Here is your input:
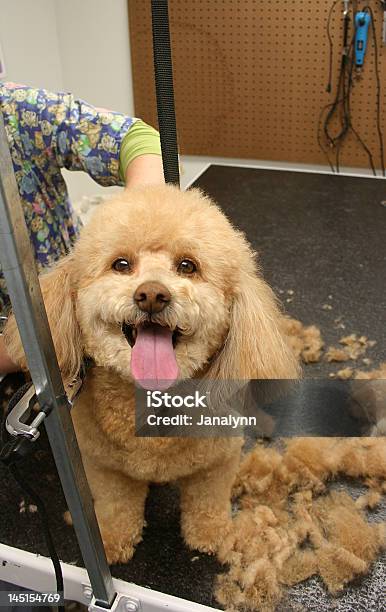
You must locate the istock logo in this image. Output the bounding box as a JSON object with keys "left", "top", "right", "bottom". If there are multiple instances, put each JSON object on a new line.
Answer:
{"left": 146, "top": 390, "right": 208, "bottom": 409}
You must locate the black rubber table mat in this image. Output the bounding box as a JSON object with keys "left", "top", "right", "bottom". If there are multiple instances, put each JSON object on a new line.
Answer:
{"left": 195, "top": 165, "right": 386, "bottom": 376}
{"left": 1, "top": 166, "right": 385, "bottom": 610}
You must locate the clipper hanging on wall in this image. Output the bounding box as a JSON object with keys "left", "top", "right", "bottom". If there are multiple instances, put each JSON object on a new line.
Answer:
{"left": 354, "top": 11, "right": 371, "bottom": 70}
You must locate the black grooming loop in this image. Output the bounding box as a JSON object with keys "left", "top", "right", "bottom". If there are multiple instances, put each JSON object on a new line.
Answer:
{"left": 151, "top": 0, "right": 180, "bottom": 186}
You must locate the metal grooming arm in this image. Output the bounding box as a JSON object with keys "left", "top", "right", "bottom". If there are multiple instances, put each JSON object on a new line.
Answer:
{"left": 0, "top": 113, "right": 116, "bottom": 608}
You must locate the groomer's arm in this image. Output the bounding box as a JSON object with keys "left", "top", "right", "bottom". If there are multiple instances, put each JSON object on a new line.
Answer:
{"left": 119, "top": 120, "right": 164, "bottom": 188}
{"left": 35, "top": 91, "right": 164, "bottom": 190}
{"left": 124, "top": 154, "right": 164, "bottom": 188}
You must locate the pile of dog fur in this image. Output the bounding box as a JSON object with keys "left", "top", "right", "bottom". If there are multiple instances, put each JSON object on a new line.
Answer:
{"left": 213, "top": 318, "right": 385, "bottom": 611}
{"left": 281, "top": 316, "right": 385, "bottom": 380}
{"left": 214, "top": 438, "right": 386, "bottom": 612}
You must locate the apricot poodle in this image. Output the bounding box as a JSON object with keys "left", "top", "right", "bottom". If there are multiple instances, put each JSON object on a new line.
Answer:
{"left": 4, "top": 185, "right": 299, "bottom": 563}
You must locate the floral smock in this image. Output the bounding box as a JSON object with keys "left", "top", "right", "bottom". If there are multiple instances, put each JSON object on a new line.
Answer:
{"left": 0, "top": 82, "right": 135, "bottom": 317}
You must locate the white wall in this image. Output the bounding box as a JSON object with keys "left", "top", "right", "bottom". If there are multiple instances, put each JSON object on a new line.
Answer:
{"left": 53, "top": 0, "right": 134, "bottom": 115}
{"left": 0, "top": 0, "right": 63, "bottom": 91}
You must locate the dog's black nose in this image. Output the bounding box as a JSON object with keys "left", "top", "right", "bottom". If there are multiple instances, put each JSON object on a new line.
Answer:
{"left": 134, "top": 281, "right": 171, "bottom": 314}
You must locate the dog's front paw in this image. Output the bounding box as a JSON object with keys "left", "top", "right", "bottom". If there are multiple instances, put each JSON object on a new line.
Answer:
{"left": 102, "top": 532, "right": 139, "bottom": 565}
{"left": 64, "top": 509, "right": 142, "bottom": 564}
{"left": 96, "top": 511, "right": 144, "bottom": 565}
{"left": 181, "top": 512, "right": 232, "bottom": 554}
{"left": 99, "top": 521, "right": 143, "bottom": 565}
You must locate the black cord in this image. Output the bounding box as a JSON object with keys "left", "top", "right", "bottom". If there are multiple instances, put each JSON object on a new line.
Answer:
{"left": 323, "top": 10, "right": 352, "bottom": 148}
{"left": 1, "top": 386, "right": 65, "bottom": 612}
{"left": 336, "top": 139, "right": 342, "bottom": 173}
{"left": 341, "top": 16, "right": 377, "bottom": 176}
{"left": 363, "top": 5, "right": 385, "bottom": 176}
{"left": 13, "top": 473, "right": 65, "bottom": 612}
{"left": 318, "top": 17, "right": 356, "bottom": 171}
{"left": 317, "top": 101, "right": 338, "bottom": 172}
{"left": 326, "top": 0, "right": 340, "bottom": 92}
{"left": 346, "top": 48, "right": 377, "bottom": 175}
{"left": 9, "top": 464, "right": 65, "bottom": 612}
{"left": 319, "top": 0, "right": 382, "bottom": 175}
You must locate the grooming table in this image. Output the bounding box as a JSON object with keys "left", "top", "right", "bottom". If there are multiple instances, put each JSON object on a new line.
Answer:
{"left": 1, "top": 165, "right": 385, "bottom": 611}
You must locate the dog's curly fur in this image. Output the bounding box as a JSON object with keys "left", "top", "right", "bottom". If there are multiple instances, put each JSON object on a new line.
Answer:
{"left": 4, "top": 185, "right": 299, "bottom": 563}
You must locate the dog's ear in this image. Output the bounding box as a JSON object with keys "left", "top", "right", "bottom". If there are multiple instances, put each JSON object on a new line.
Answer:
{"left": 3, "top": 255, "right": 82, "bottom": 381}
{"left": 207, "top": 271, "right": 300, "bottom": 380}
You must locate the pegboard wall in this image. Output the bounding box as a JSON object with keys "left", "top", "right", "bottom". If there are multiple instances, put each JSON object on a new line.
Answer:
{"left": 128, "top": 0, "right": 386, "bottom": 170}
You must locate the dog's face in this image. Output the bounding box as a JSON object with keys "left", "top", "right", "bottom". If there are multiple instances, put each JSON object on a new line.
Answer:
{"left": 74, "top": 188, "right": 240, "bottom": 386}
{"left": 4, "top": 186, "right": 300, "bottom": 385}
{"left": 73, "top": 186, "right": 253, "bottom": 387}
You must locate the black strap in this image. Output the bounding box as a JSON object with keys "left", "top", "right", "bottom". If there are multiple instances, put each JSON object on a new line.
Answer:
{"left": 151, "top": 0, "right": 180, "bottom": 186}
{"left": 9, "top": 464, "right": 65, "bottom": 612}
{"left": 1, "top": 384, "right": 64, "bottom": 610}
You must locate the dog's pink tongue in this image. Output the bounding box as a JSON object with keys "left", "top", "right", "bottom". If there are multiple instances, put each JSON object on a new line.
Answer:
{"left": 131, "top": 324, "right": 179, "bottom": 390}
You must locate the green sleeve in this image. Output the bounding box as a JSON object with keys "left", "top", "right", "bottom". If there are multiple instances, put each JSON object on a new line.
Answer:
{"left": 119, "top": 120, "right": 162, "bottom": 181}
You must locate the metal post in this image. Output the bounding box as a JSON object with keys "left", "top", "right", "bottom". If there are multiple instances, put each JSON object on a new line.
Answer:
{"left": 0, "top": 113, "right": 115, "bottom": 608}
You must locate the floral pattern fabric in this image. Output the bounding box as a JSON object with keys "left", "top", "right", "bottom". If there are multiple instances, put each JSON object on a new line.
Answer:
{"left": 0, "top": 82, "right": 135, "bottom": 316}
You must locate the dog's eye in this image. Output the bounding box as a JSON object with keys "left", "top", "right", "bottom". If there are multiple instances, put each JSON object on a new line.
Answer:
{"left": 112, "top": 258, "right": 131, "bottom": 273}
{"left": 177, "top": 259, "right": 197, "bottom": 275}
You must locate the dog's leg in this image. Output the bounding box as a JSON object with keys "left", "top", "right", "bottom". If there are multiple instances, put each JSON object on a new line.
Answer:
{"left": 178, "top": 455, "right": 240, "bottom": 554}
{"left": 82, "top": 462, "right": 148, "bottom": 564}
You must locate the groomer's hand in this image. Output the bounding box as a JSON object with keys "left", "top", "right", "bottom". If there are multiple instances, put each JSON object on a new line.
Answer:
{"left": 0, "top": 335, "right": 19, "bottom": 374}
{"left": 124, "top": 154, "right": 165, "bottom": 189}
